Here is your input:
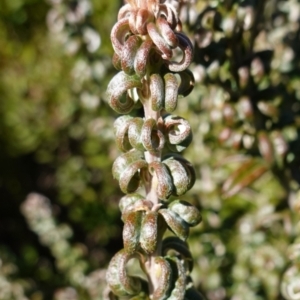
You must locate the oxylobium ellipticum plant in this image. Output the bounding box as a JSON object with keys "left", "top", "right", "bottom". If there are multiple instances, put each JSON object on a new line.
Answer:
{"left": 104, "top": 0, "right": 203, "bottom": 299}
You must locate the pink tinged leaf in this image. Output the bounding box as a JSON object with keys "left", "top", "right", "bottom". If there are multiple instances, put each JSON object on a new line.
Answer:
{"left": 129, "top": 9, "right": 139, "bottom": 34}
{"left": 136, "top": 8, "right": 153, "bottom": 35}
{"left": 134, "top": 38, "right": 153, "bottom": 77}
{"left": 159, "top": 208, "right": 189, "bottom": 241}
{"left": 149, "top": 161, "right": 173, "bottom": 200}
{"left": 167, "top": 32, "right": 193, "bottom": 72}
{"left": 118, "top": 3, "right": 132, "bottom": 20}
{"left": 121, "top": 35, "right": 142, "bottom": 74}
{"left": 222, "top": 158, "right": 268, "bottom": 198}
{"left": 164, "top": 73, "right": 179, "bottom": 113}
{"left": 150, "top": 74, "right": 164, "bottom": 111}
{"left": 156, "top": 17, "right": 178, "bottom": 48}
{"left": 140, "top": 211, "right": 158, "bottom": 254}
{"left": 106, "top": 71, "right": 142, "bottom": 114}
{"left": 141, "top": 118, "right": 165, "bottom": 152}
{"left": 111, "top": 18, "right": 131, "bottom": 56}
{"left": 159, "top": 3, "right": 179, "bottom": 29}
{"left": 147, "top": 21, "right": 172, "bottom": 59}
{"left": 123, "top": 210, "right": 143, "bottom": 254}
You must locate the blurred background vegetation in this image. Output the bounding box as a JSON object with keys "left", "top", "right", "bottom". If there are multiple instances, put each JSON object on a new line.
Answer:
{"left": 1, "top": 0, "right": 300, "bottom": 299}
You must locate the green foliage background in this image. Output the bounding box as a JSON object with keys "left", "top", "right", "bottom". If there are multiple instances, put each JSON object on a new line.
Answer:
{"left": 0, "top": 0, "right": 300, "bottom": 299}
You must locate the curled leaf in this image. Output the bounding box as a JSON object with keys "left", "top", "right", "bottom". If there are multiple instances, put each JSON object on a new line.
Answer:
{"left": 169, "top": 200, "right": 201, "bottom": 227}
{"left": 114, "top": 115, "right": 134, "bottom": 152}
{"left": 119, "top": 159, "right": 148, "bottom": 193}
{"left": 134, "top": 38, "right": 153, "bottom": 77}
{"left": 111, "top": 18, "right": 131, "bottom": 56}
{"left": 122, "top": 35, "right": 142, "bottom": 74}
{"left": 119, "top": 193, "right": 145, "bottom": 215}
{"left": 167, "top": 32, "right": 193, "bottom": 72}
{"left": 107, "top": 71, "right": 142, "bottom": 114}
{"left": 156, "top": 17, "right": 178, "bottom": 48}
{"left": 140, "top": 211, "right": 158, "bottom": 254}
{"left": 112, "top": 149, "right": 144, "bottom": 180}
{"left": 149, "top": 161, "right": 173, "bottom": 199}
{"left": 152, "top": 256, "right": 173, "bottom": 300}
{"left": 147, "top": 21, "right": 172, "bottom": 59}
{"left": 123, "top": 210, "right": 144, "bottom": 254}
{"left": 164, "top": 115, "right": 193, "bottom": 152}
{"left": 162, "top": 236, "right": 193, "bottom": 273}
{"left": 164, "top": 73, "right": 179, "bottom": 113}
{"left": 106, "top": 249, "right": 142, "bottom": 296}
{"left": 141, "top": 118, "right": 165, "bottom": 152}
{"left": 128, "top": 118, "right": 144, "bottom": 150}
{"left": 159, "top": 208, "right": 189, "bottom": 241}
{"left": 114, "top": 116, "right": 144, "bottom": 152}
{"left": 150, "top": 73, "right": 164, "bottom": 111}
{"left": 165, "top": 256, "right": 186, "bottom": 300}
{"left": 177, "top": 69, "right": 195, "bottom": 97}
{"left": 163, "top": 155, "right": 195, "bottom": 196}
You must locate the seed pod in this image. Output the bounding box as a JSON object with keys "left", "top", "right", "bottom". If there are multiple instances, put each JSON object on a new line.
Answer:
{"left": 159, "top": 208, "right": 189, "bottom": 241}
{"left": 140, "top": 211, "right": 158, "bottom": 254}
{"left": 123, "top": 211, "right": 144, "bottom": 254}
{"left": 168, "top": 200, "right": 201, "bottom": 227}
{"left": 106, "top": 249, "right": 142, "bottom": 296}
